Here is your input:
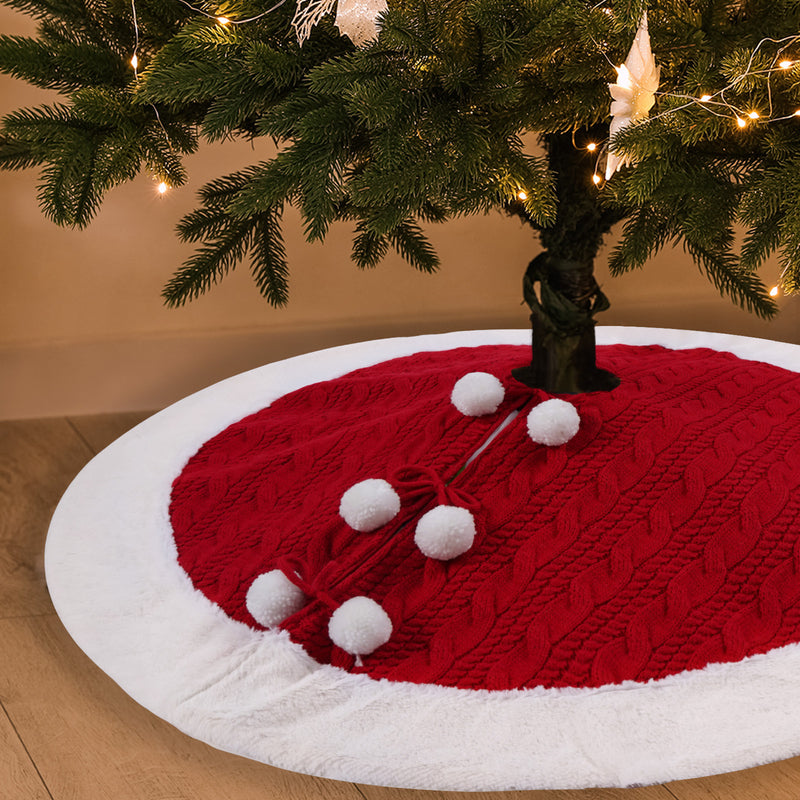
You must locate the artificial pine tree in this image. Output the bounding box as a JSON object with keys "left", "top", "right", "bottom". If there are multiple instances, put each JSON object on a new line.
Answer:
{"left": 1, "top": 0, "right": 798, "bottom": 392}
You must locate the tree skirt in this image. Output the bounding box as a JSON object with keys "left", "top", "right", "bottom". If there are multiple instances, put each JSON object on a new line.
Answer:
{"left": 45, "top": 327, "right": 800, "bottom": 791}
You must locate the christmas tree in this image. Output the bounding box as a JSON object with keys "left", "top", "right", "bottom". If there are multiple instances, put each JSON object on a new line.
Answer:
{"left": 1, "top": 0, "right": 798, "bottom": 392}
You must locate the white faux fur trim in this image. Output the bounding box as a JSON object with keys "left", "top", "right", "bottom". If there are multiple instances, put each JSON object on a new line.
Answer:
{"left": 45, "top": 328, "right": 800, "bottom": 790}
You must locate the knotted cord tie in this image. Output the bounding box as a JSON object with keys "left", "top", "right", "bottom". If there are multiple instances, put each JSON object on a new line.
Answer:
{"left": 391, "top": 464, "right": 482, "bottom": 514}
{"left": 273, "top": 466, "right": 483, "bottom": 629}
{"left": 273, "top": 555, "right": 342, "bottom": 611}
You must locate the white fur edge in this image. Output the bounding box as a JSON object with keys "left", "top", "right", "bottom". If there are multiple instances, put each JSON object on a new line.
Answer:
{"left": 44, "top": 328, "right": 800, "bottom": 791}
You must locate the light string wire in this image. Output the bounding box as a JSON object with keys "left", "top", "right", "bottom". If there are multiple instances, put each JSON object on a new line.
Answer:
{"left": 173, "top": 0, "right": 289, "bottom": 25}
{"left": 130, "top": 0, "right": 140, "bottom": 75}
{"left": 131, "top": 0, "right": 800, "bottom": 144}
{"left": 583, "top": 7, "right": 795, "bottom": 294}
{"left": 129, "top": 0, "right": 799, "bottom": 274}
{"left": 646, "top": 34, "right": 800, "bottom": 126}
{"left": 129, "top": 0, "right": 293, "bottom": 192}
{"left": 129, "top": 0, "right": 290, "bottom": 193}
{"left": 130, "top": 0, "right": 197, "bottom": 193}
{"left": 585, "top": 28, "right": 800, "bottom": 186}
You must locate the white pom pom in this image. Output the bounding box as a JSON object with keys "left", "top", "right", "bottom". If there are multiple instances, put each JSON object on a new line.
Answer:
{"left": 451, "top": 372, "right": 505, "bottom": 416}
{"left": 328, "top": 597, "right": 392, "bottom": 659}
{"left": 414, "top": 505, "right": 476, "bottom": 560}
{"left": 527, "top": 398, "right": 581, "bottom": 446}
{"left": 245, "top": 569, "right": 306, "bottom": 628}
{"left": 339, "top": 478, "right": 401, "bottom": 532}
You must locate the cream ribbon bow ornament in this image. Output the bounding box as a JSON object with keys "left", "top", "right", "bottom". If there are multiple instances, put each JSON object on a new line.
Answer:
{"left": 292, "top": 0, "right": 388, "bottom": 46}
{"left": 605, "top": 12, "right": 660, "bottom": 180}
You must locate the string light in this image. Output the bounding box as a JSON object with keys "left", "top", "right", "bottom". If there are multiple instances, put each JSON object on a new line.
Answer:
{"left": 770, "top": 286, "right": 780, "bottom": 297}
{"left": 586, "top": 31, "right": 800, "bottom": 161}
{"left": 127, "top": 0, "right": 290, "bottom": 80}
{"left": 680, "top": 35, "right": 800, "bottom": 128}
{"left": 173, "top": 0, "right": 289, "bottom": 25}
{"left": 130, "top": 0, "right": 800, "bottom": 192}
{"left": 580, "top": 33, "right": 800, "bottom": 185}
{"left": 130, "top": 0, "right": 140, "bottom": 77}
{"left": 157, "top": 181, "right": 169, "bottom": 195}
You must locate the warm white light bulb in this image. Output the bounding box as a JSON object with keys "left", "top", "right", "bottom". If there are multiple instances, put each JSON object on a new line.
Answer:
{"left": 157, "top": 181, "right": 169, "bottom": 195}
{"left": 517, "top": 190, "right": 528, "bottom": 201}
{"left": 736, "top": 117, "right": 747, "bottom": 128}
{"left": 587, "top": 142, "right": 597, "bottom": 152}
{"left": 748, "top": 110, "right": 760, "bottom": 119}
{"left": 780, "top": 60, "right": 793, "bottom": 70}
{"left": 592, "top": 174, "right": 601, "bottom": 185}
{"left": 770, "top": 285, "right": 780, "bottom": 297}
{"left": 130, "top": 54, "right": 139, "bottom": 70}
{"left": 700, "top": 94, "right": 712, "bottom": 102}
{"left": 216, "top": 16, "right": 230, "bottom": 24}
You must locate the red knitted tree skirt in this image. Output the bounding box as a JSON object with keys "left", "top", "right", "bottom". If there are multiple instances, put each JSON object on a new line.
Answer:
{"left": 170, "top": 344, "right": 800, "bottom": 692}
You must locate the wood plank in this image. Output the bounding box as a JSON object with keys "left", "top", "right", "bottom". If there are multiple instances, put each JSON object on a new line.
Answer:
{"left": 0, "top": 614, "right": 361, "bottom": 800}
{"left": 356, "top": 782, "right": 679, "bottom": 800}
{"left": 67, "top": 410, "right": 154, "bottom": 455}
{"left": 664, "top": 756, "right": 800, "bottom": 800}
{"left": 0, "top": 704, "right": 51, "bottom": 800}
{"left": 0, "top": 418, "right": 93, "bottom": 618}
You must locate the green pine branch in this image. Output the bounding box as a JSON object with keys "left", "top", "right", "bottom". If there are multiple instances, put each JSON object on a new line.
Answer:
{"left": 352, "top": 221, "right": 389, "bottom": 268}
{"left": 250, "top": 208, "right": 290, "bottom": 306}
{"left": 164, "top": 214, "right": 256, "bottom": 305}
{"left": 683, "top": 237, "right": 777, "bottom": 319}
{"left": 2, "top": 0, "right": 800, "bottom": 314}
{"left": 0, "top": 35, "right": 129, "bottom": 91}
{"left": 388, "top": 218, "right": 440, "bottom": 273}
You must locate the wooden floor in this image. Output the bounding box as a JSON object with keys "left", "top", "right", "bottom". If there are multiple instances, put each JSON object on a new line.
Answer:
{"left": 2, "top": 412, "right": 800, "bottom": 800}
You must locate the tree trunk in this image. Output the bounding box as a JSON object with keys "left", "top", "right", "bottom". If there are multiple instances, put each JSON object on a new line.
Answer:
{"left": 511, "top": 252, "right": 620, "bottom": 393}
{"left": 510, "top": 127, "right": 626, "bottom": 394}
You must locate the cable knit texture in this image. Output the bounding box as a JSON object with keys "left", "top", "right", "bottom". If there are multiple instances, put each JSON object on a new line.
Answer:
{"left": 170, "top": 344, "right": 800, "bottom": 691}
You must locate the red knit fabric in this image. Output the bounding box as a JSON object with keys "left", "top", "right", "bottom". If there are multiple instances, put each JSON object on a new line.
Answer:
{"left": 169, "top": 345, "right": 800, "bottom": 690}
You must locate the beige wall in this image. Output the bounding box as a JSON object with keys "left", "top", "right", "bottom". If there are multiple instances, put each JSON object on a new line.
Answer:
{"left": 2, "top": 6, "right": 798, "bottom": 419}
